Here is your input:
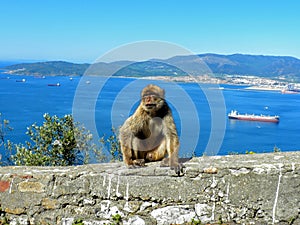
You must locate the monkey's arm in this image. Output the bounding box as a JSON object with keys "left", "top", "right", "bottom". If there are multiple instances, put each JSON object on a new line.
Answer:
{"left": 162, "top": 113, "right": 184, "bottom": 176}
{"left": 119, "top": 118, "right": 146, "bottom": 168}
{"left": 129, "top": 110, "right": 150, "bottom": 138}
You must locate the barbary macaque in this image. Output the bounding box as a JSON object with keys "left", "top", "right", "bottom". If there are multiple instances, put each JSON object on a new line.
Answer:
{"left": 119, "top": 84, "right": 183, "bottom": 175}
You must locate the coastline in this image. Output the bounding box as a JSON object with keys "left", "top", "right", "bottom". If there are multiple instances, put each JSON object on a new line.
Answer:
{"left": 2, "top": 70, "right": 300, "bottom": 94}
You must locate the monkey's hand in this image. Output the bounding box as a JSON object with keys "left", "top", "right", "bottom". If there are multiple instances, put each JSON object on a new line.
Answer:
{"left": 128, "top": 159, "right": 146, "bottom": 168}
{"left": 160, "top": 158, "right": 185, "bottom": 176}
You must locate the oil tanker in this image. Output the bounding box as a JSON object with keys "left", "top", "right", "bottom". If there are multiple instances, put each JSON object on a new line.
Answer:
{"left": 228, "top": 110, "right": 279, "bottom": 123}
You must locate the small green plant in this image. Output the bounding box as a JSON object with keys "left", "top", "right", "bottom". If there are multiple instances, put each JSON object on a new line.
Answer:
{"left": 72, "top": 218, "right": 84, "bottom": 225}
{"left": 288, "top": 216, "right": 296, "bottom": 225}
{"left": 0, "top": 217, "right": 9, "bottom": 225}
{"left": 111, "top": 213, "right": 122, "bottom": 225}
{"left": 273, "top": 145, "right": 281, "bottom": 153}
{"left": 245, "top": 150, "right": 255, "bottom": 154}
{"left": 190, "top": 218, "right": 202, "bottom": 225}
{"left": 0, "top": 206, "right": 9, "bottom": 225}
{"left": 218, "top": 215, "right": 224, "bottom": 224}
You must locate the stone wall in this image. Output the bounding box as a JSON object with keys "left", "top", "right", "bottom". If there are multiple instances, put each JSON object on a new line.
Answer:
{"left": 0, "top": 151, "right": 299, "bottom": 225}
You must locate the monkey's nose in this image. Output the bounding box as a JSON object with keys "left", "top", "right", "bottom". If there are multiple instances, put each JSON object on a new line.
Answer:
{"left": 145, "top": 96, "right": 151, "bottom": 103}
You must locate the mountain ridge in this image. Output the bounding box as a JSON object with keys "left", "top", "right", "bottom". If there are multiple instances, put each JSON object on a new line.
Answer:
{"left": 2, "top": 53, "right": 300, "bottom": 81}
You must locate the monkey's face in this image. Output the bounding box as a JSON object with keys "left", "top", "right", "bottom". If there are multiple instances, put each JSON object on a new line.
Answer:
{"left": 141, "top": 94, "right": 164, "bottom": 112}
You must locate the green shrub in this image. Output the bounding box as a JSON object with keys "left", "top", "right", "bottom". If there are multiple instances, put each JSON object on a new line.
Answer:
{"left": 0, "top": 113, "right": 12, "bottom": 149}
{"left": 6, "top": 113, "right": 106, "bottom": 166}
{"left": 99, "top": 127, "right": 122, "bottom": 162}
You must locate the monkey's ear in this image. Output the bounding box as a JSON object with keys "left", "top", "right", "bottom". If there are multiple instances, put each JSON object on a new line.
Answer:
{"left": 160, "top": 88, "right": 165, "bottom": 99}
{"left": 154, "top": 86, "right": 165, "bottom": 99}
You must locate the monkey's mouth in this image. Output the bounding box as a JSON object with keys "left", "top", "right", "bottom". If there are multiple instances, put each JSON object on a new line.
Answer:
{"left": 145, "top": 103, "right": 156, "bottom": 109}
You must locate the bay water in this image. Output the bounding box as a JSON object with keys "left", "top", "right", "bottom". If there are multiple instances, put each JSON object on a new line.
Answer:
{"left": 1, "top": 70, "right": 300, "bottom": 159}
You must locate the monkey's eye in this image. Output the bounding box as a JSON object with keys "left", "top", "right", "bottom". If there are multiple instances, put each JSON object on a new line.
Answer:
{"left": 143, "top": 95, "right": 161, "bottom": 102}
{"left": 142, "top": 95, "right": 158, "bottom": 100}
{"left": 142, "top": 95, "right": 150, "bottom": 98}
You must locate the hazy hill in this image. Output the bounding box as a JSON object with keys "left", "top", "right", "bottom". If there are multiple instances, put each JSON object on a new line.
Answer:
{"left": 198, "top": 53, "right": 300, "bottom": 79}
{"left": 3, "top": 60, "right": 188, "bottom": 77}
{"left": 2, "top": 54, "right": 300, "bottom": 81}
{"left": 2, "top": 61, "right": 90, "bottom": 76}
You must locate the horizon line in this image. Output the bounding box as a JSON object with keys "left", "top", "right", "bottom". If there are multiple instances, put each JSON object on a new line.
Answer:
{"left": 1, "top": 52, "right": 300, "bottom": 64}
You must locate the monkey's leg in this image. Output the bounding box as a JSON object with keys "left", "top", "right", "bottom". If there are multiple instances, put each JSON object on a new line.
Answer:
{"left": 121, "top": 144, "right": 134, "bottom": 166}
{"left": 159, "top": 138, "right": 174, "bottom": 167}
{"left": 121, "top": 143, "right": 145, "bottom": 168}
{"left": 146, "top": 139, "right": 167, "bottom": 162}
{"left": 120, "top": 144, "right": 145, "bottom": 168}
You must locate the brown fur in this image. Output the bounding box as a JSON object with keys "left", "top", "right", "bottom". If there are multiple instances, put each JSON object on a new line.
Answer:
{"left": 119, "top": 84, "right": 183, "bottom": 175}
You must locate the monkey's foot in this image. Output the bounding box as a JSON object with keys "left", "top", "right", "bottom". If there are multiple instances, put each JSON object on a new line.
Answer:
{"left": 128, "top": 159, "right": 146, "bottom": 168}
{"left": 171, "top": 163, "right": 185, "bottom": 176}
{"left": 160, "top": 158, "right": 169, "bottom": 167}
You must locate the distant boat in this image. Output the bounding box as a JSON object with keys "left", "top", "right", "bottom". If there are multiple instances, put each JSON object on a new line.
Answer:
{"left": 228, "top": 110, "right": 279, "bottom": 123}
{"left": 34, "top": 75, "right": 45, "bottom": 79}
{"left": 16, "top": 78, "right": 26, "bottom": 82}
{"left": 48, "top": 83, "right": 60, "bottom": 87}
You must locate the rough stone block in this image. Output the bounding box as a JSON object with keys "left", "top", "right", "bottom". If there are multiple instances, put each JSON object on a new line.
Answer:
{"left": 0, "top": 180, "right": 10, "bottom": 192}
{"left": 18, "top": 181, "right": 45, "bottom": 193}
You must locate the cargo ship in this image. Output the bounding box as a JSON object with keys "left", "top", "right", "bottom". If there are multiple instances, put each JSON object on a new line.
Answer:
{"left": 228, "top": 110, "right": 279, "bottom": 123}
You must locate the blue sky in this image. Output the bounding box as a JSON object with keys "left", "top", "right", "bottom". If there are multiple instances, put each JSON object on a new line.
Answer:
{"left": 1, "top": 0, "right": 300, "bottom": 62}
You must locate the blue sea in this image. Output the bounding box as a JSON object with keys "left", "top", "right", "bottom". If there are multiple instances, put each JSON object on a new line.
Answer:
{"left": 1, "top": 68, "right": 300, "bottom": 159}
